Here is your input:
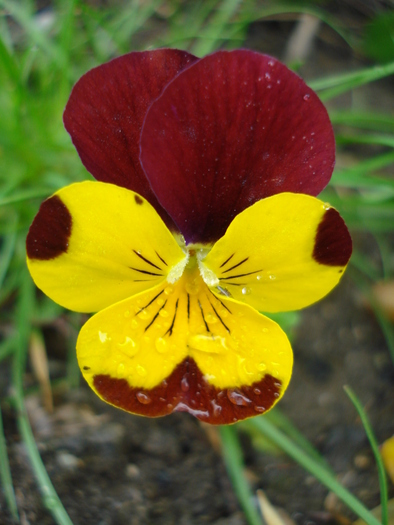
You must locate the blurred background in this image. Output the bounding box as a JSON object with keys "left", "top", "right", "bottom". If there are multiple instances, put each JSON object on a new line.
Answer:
{"left": 0, "top": 1, "right": 393, "bottom": 525}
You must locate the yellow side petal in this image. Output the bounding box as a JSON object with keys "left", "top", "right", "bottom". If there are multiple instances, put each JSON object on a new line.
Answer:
{"left": 27, "top": 181, "right": 186, "bottom": 312}
{"left": 78, "top": 264, "right": 292, "bottom": 424}
{"left": 202, "top": 193, "right": 352, "bottom": 312}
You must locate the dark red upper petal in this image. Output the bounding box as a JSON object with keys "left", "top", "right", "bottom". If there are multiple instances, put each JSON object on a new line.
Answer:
{"left": 63, "top": 49, "right": 198, "bottom": 229}
{"left": 140, "top": 50, "right": 335, "bottom": 244}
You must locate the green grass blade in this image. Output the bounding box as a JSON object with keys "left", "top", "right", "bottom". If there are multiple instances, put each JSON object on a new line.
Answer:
{"left": 0, "top": 214, "right": 18, "bottom": 289}
{"left": 0, "top": 406, "right": 19, "bottom": 522}
{"left": 248, "top": 417, "right": 381, "bottom": 525}
{"left": 344, "top": 386, "right": 388, "bottom": 525}
{"left": 309, "top": 61, "right": 394, "bottom": 101}
{"left": 336, "top": 134, "right": 394, "bottom": 148}
{"left": 192, "top": 0, "right": 243, "bottom": 56}
{"left": 220, "top": 426, "right": 263, "bottom": 525}
{"left": 330, "top": 112, "right": 394, "bottom": 133}
{"left": 12, "top": 271, "right": 74, "bottom": 525}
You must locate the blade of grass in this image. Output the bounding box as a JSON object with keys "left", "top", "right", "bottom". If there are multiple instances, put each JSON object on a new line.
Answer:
{"left": 330, "top": 112, "right": 394, "bottom": 133}
{"left": 192, "top": 0, "right": 243, "bottom": 56}
{"left": 336, "top": 134, "right": 394, "bottom": 148}
{"left": 0, "top": 214, "right": 18, "bottom": 289}
{"left": 344, "top": 386, "right": 388, "bottom": 525}
{"left": 0, "top": 406, "right": 19, "bottom": 522}
{"left": 220, "top": 426, "right": 263, "bottom": 525}
{"left": 309, "top": 61, "right": 394, "bottom": 101}
{"left": 247, "top": 417, "right": 381, "bottom": 525}
{"left": 12, "top": 271, "right": 74, "bottom": 525}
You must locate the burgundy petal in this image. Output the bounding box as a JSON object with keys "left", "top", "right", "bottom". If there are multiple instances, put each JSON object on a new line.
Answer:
{"left": 140, "top": 50, "right": 335, "bottom": 244}
{"left": 63, "top": 49, "right": 198, "bottom": 229}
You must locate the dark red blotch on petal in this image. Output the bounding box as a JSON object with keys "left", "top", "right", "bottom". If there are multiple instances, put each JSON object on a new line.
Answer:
{"left": 26, "top": 195, "right": 72, "bottom": 260}
{"left": 313, "top": 208, "right": 352, "bottom": 266}
{"left": 141, "top": 50, "right": 335, "bottom": 244}
{"left": 63, "top": 49, "right": 198, "bottom": 230}
{"left": 93, "top": 357, "right": 281, "bottom": 425}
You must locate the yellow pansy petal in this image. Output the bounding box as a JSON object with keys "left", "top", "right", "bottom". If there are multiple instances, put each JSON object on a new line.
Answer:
{"left": 78, "top": 266, "right": 292, "bottom": 425}
{"left": 202, "top": 193, "right": 352, "bottom": 313}
{"left": 26, "top": 181, "right": 186, "bottom": 312}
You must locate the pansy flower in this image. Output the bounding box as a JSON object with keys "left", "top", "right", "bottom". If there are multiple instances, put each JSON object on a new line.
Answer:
{"left": 26, "top": 49, "right": 352, "bottom": 425}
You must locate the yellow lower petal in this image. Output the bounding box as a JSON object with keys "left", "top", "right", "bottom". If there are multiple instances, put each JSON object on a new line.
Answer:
{"left": 77, "top": 263, "right": 292, "bottom": 424}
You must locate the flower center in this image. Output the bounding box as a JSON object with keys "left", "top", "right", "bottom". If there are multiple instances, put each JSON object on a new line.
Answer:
{"left": 167, "top": 245, "right": 219, "bottom": 287}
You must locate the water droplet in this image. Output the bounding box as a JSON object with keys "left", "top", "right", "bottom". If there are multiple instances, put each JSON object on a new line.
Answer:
{"left": 323, "top": 203, "right": 331, "bottom": 210}
{"left": 269, "top": 274, "right": 276, "bottom": 281}
{"left": 241, "top": 287, "right": 251, "bottom": 295}
{"left": 227, "top": 388, "right": 252, "bottom": 406}
{"left": 274, "top": 392, "right": 280, "bottom": 398}
{"left": 206, "top": 313, "right": 218, "bottom": 324}
{"left": 268, "top": 60, "right": 274, "bottom": 66}
{"left": 136, "top": 392, "right": 151, "bottom": 404}
{"left": 258, "top": 362, "right": 267, "bottom": 372}
{"left": 164, "top": 286, "right": 174, "bottom": 295}
{"left": 131, "top": 319, "right": 138, "bottom": 329}
{"left": 167, "top": 403, "right": 173, "bottom": 410}
{"left": 211, "top": 400, "right": 222, "bottom": 417}
{"left": 181, "top": 376, "right": 190, "bottom": 392}
{"left": 267, "top": 84, "right": 272, "bottom": 89}
{"left": 137, "top": 308, "right": 151, "bottom": 320}
{"left": 98, "top": 331, "right": 109, "bottom": 343}
{"left": 157, "top": 298, "right": 165, "bottom": 306}
{"left": 136, "top": 364, "right": 146, "bottom": 377}
{"left": 185, "top": 279, "right": 200, "bottom": 295}
{"left": 124, "top": 310, "right": 130, "bottom": 318}
{"left": 159, "top": 309, "right": 169, "bottom": 318}
{"left": 254, "top": 406, "right": 266, "bottom": 413}
{"left": 219, "top": 308, "right": 229, "bottom": 318}
{"left": 265, "top": 72, "right": 271, "bottom": 80}
{"left": 117, "top": 363, "right": 125, "bottom": 374}
{"left": 303, "top": 93, "right": 310, "bottom": 101}
{"left": 155, "top": 337, "right": 168, "bottom": 354}
{"left": 118, "top": 337, "right": 138, "bottom": 356}
{"left": 256, "top": 274, "right": 263, "bottom": 281}
{"left": 262, "top": 327, "right": 268, "bottom": 333}
{"left": 253, "top": 387, "right": 261, "bottom": 395}
{"left": 263, "top": 152, "right": 270, "bottom": 160}
{"left": 188, "top": 333, "right": 228, "bottom": 354}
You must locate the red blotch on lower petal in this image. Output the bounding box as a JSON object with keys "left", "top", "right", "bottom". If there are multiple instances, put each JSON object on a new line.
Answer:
{"left": 63, "top": 49, "right": 197, "bottom": 230}
{"left": 313, "top": 208, "right": 352, "bottom": 266}
{"left": 26, "top": 195, "right": 72, "bottom": 260}
{"left": 93, "top": 357, "right": 281, "bottom": 425}
{"left": 140, "top": 50, "right": 335, "bottom": 244}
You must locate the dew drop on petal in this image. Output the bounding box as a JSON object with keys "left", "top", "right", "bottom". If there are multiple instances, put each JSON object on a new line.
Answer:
{"left": 261, "top": 327, "right": 268, "bottom": 333}
{"left": 155, "top": 337, "right": 168, "bottom": 354}
{"left": 124, "top": 310, "right": 130, "bottom": 318}
{"left": 136, "top": 392, "right": 151, "bottom": 405}
{"left": 118, "top": 337, "right": 138, "bottom": 356}
{"left": 136, "top": 365, "right": 147, "bottom": 377}
{"left": 211, "top": 400, "right": 222, "bottom": 417}
{"left": 117, "top": 363, "right": 125, "bottom": 374}
{"left": 303, "top": 93, "right": 310, "bottom": 101}
{"left": 241, "top": 287, "right": 251, "bottom": 295}
{"left": 254, "top": 406, "right": 266, "bottom": 413}
{"left": 185, "top": 279, "right": 200, "bottom": 295}
{"left": 138, "top": 308, "right": 151, "bottom": 320}
{"left": 269, "top": 274, "right": 276, "bottom": 281}
{"left": 181, "top": 376, "right": 190, "bottom": 392}
{"left": 159, "top": 309, "right": 169, "bottom": 318}
{"left": 157, "top": 298, "right": 165, "bottom": 306}
{"left": 256, "top": 274, "right": 263, "bottom": 281}
{"left": 131, "top": 319, "right": 138, "bottom": 329}
{"left": 253, "top": 387, "right": 261, "bottom": 395}
{"left": 98, "top": 331, "right": 108, "bottom": 343}
{"left": 323, "top": 203, "right": 331, "bottom": 210}
{"left": 206, "top": 313, "right": 218, "bottom": 324}
{"left": 227, "top": 388, "right": 252, "bottom": 406}
{"left": 164, "top": 286, "right": 174, "bottom": 296}
{"left": 258, "top": 362, "right": 267, "bottom": 372}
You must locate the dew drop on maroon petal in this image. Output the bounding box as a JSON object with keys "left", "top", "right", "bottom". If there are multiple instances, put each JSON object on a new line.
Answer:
{"left": 136, "top": 392, "right": 152, "bottom": 405}
{"left": 227, "top": 388, "right": 253, "bottom": 407}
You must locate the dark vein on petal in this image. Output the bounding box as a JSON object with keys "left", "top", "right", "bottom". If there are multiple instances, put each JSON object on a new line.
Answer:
{"left": 222, "top": 257, "right": 249, "bottom": 274}
{"left": 220, "top": 281, "right": 245, "bottom": 287}
{"left": 156, "top": 251, "right": 168, "bottom": 266}
{"left": 133, "top": 279, "right": 157, "bottom": 282}
{"left": 220, "top": 269, "right": 261, "bottom": 280}
{"left": 130, "top": 267, "right": 163, "bottom": 276}
{"left": 208, "top": 288, "right": 232, "bottom": 313}
{"left": 219, "top": 253, "right": 235, "bottom": 268}
{"left": 208, "top": 297, "right": 230, "bottom": 333}
{"left": 165, "top": 298, "right": 179, "bottom": 336}
{"left": 187, "top": 294, "right": 190, "bottom": 320}
{"left": 145, "top": 301, "right": 167, "bottom": 332}
{"left": 136, "top": 290, "right": 164, "bottom": 314}
{"left": 133, "top": 250, "right": 162, "bottom": 270}
{"left": 198, "top": 300, "right": 210, "bottom": 333}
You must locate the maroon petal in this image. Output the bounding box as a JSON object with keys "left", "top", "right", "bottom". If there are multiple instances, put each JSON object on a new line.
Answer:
{"left": 140, "top": 50, "right": 335, "bottom": 244}
{"left": 63, "top": 49, "right": 197, "bottom": 229}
